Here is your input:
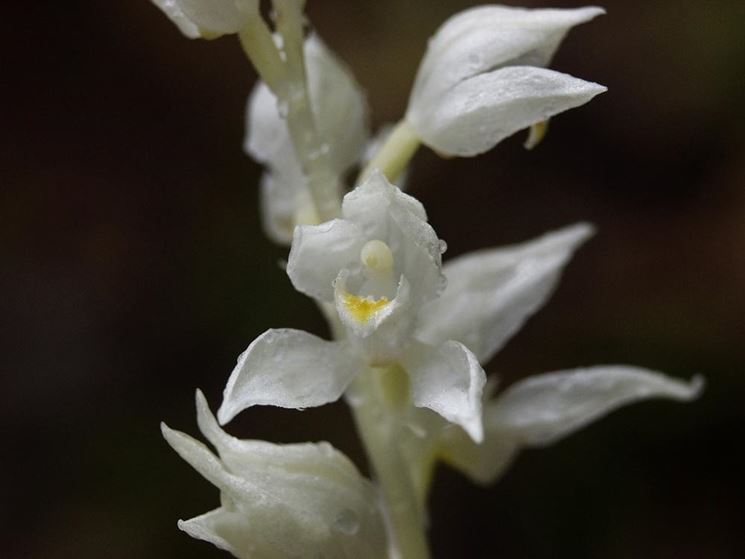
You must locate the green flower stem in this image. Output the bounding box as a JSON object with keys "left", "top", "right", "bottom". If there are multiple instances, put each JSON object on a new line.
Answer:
{"left": 238, "top": 15, "right": 287, "bottom": 95}
{"left": 350, "top": 367, "right": 431, "bottom": 559}
{"left": 240, "top": 3, "right": 342, "bottom": 223}
{"left": 360, "top": 119, "right": 421, "bottom": 183}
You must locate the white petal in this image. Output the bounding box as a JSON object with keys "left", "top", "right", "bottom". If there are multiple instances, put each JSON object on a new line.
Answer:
{"left": 342, "top": 171, "right": 444, "bottom": 305}
{"left": 245, "top": 34, "right": 369, "bottom": 175}
{"left": 153, "top": 0, "right": 258, "bottom": 38}
{"left": 179, "top": 508, "right": 267, "bottom": 557}
{"left": 304, "top": 35, "right": 370, "bottom": 174}
{"left": 409, "top": 5, "right": 604, "bottom": 106}
{"left": 161, "top": 422, "right": 261, "bottom": 502}
{"left": 245, "top": 79, "right": 295, "bottom": 166}
{"left": 401, "top": 340, "right": 486, "bottom": 442}
{"left": 417, "top": 223, "right": 593, "bottom": 364}
{"left": 196, "top": 390, "right": 365, "bottom": 487}
{"left": 151, "top": 0, "right": 200, "bottom": 38}
{"left": 408, "top": 66, "right": 606, "bottom": 157}
{"left": 287, "top": 219, "right": 367, "bottom": 302}
{"left": 218, "top": 329, "right": 361, "bottom": 424}
{"left": 258, "top": 171, "right": 298, "bottom": 244}
{"left": 490, "top": 366, "right": 704, "bottom": 446}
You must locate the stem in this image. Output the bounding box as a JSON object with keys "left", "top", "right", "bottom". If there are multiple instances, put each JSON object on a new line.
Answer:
{"left": 349, "top": 368, "right": 431, "bottom": 559}
{"left": 238, "top": 5, "right": 341, "bottom": 223}
{"left": 238, "top": 16, "right": 287, "bottom": 95}
{"left": 272, "top": 0, "right": 342, "bottom": 221}
{"left": 360, "top": 119, "right": 421, "bottom": 184}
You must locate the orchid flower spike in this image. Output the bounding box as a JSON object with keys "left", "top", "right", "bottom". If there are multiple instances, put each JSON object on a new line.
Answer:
{"left": 405, "top": 5, "right": 607, "bottom": 156}
{"left": 151, "top": 0, "right": 260, "bottom": 39}
{"left": 162, "top": 390, "right": 388, "bottom": 559}
{"left": 218, "top": 171, "right": 487, "bottom": 442}
{"left": 246, "top": 34, "right": 369, "bottom": 243}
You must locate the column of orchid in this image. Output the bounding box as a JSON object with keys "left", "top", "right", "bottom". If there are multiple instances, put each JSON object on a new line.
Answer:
{"left": 152, "top": 2, "right": 703, "bottom": 558}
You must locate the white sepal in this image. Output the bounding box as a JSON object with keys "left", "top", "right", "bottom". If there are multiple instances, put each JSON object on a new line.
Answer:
{"left": 487, "top": 366, "right": 704, "bottom": 446}
{"left": 409, "top": 5, "right": 604, "bottom": 105}
{"left": 401, "top": 340, "right": 486, "bottom": 442}
{"left": 151, "top": 0, "right": 259, "bottom": 39}
{"left": 163, "top": 392, "right": 388, "bottom": 559}
{"left": 218, "top": 329, "right": 361, "bottom": 425}
{"left": 417, "top": 223, "right": 594, "bottom": 364}
{"left": 442, "top": 366, "right": 703, "bottom": 485}
{"left": 407, "top": 66, "right": 606, "bottom": 157}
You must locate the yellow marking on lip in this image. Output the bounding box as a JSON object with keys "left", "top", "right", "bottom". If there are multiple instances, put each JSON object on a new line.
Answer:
{"left": 342, "top": 292, "right": 390, "bottom": 323}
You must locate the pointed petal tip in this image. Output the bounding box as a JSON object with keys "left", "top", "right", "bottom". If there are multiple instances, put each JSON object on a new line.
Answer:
{"left": 160, "top": 422, "right": 183, "bottom": 449}
{"left": 685, "top": 374, "right": 706, "bottom": 400}
{"left": 566, "top": 221, "right": 596, "bottom": 242}
{"left": 582, "top": 6, "right": 607, "bottom": 19}
{"left": 195, "top": 388, "right": 210, "bottom": 411}
{"left": 465, "top": 419, "right": 484, "bottom": 444}
{"left": 216, "top": 404, "right": 235, "bottom": 427}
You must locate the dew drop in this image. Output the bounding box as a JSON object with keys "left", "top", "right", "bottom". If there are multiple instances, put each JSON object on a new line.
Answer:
{"left": 333, "top": 509, "right": 360, "bottom": 535}
{"left": 308, "top": 143, "right": 330, "bottom": 160}
{"left": 439, "top": 239, "right": 448, "bottom": 254}
{"left": 276, "top": 100, "right": 288, "bottom": 119}
{"left": 438, "top": 273, "right": 448, "bottom": 293}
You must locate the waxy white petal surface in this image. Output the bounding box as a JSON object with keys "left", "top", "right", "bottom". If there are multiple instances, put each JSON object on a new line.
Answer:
{"left": 409, "top": 66, "right": 606, "bottom": 157}
{"left": 218, "top": 329, "right": 360, "bottom": 424}
{"left": 401, "top": 340, "right": 486, "bottom": 442}
{"left": 417, "top": 223, "right": 594, "bottom": 364}
{"left": 409, "top": 5, "right": 604, "bottom": 105}
{"left": 152, "top": 0, "right": 259, "bottom": 38}
{"left": 489, "top": 366, "right": 704, "bottom": 446}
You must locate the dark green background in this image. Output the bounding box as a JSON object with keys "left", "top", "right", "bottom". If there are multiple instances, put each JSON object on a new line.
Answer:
{"left": 2, "top": 1, "right": 744, "bottom": 557}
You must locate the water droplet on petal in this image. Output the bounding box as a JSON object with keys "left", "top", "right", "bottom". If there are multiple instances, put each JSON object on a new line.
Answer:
{"left": 439, "top": 240, "right": 448, "bottom": 254}
{"left": 276, "top": 100, "right": 288, "bottom": 119}
{"left": 333, "top": 508, "right": 360, "bottom": 535}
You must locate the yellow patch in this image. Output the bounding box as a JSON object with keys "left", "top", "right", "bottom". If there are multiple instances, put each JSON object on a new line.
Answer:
{"left": 342, "top": 292, "right": 389, "bottom": 323}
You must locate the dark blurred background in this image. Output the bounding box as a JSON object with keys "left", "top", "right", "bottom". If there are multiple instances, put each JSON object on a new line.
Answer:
{"left": 2, "top": 1, "right": 744, "bottom": 557}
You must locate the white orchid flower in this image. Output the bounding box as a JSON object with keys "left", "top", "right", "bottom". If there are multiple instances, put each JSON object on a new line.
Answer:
{"left": 218, "top": 171, "right": 487, "bottom": 441}
{"left": 405, "top": 5, "right": 607, "bottom": 156}
{"left": 391, "top": 225, "right": 703, "bottom": 494}
{"left": 162, "top": 390, "right": 388, "bottom": 559}
{"left": 151, "top": 0, "right": 259, "bottom": 39}
{"left": 246, "top": 34, "right": 369, "bottom": 243}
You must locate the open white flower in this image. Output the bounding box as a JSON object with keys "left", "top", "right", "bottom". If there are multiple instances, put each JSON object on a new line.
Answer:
{"left": 405, "top": 5, "right": 607, "bottom": 156}
{"left": 162, "top": 390, "right": 388, "bottom": 559}
{"left": 246, "top": 34, "right": 369, "bottom": 243}
{"left": 218, "top": 171, "right": 487, "bottom": 441}
{"left": 392, "top": 225, "right": 703, "bottom": 494}
{"left": 151, "top": 0, "right": 259, "bottom": 39}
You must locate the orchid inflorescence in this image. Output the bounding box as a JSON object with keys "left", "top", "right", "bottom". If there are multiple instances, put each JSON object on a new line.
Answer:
{"left": 152, "top": 2, "right": 703, "bottom": 558}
